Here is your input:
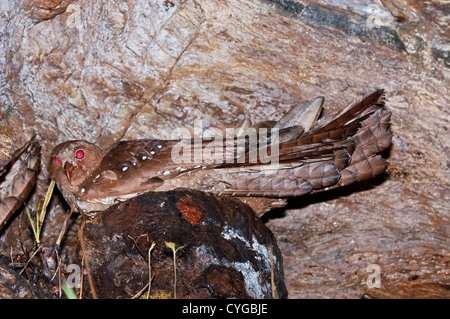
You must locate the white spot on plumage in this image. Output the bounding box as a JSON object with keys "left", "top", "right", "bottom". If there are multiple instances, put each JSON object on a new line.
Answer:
{"left": 142, "top": 155, "right": 147, "bottom": 160}
{"left": 130, "top": 158, "right": 137, "bottom": 166}
{"left": 163, "top": 170, "right": 170, "bottom": 176}
{"left": 157, "top": 144, "right": 162, "bottom": 149}
{"left": 122, "top": 166, "right": 128, "bottom": 172}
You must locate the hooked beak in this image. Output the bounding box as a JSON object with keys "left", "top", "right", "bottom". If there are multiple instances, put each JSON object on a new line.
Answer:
{"left": 64, "top": 162, "right": 74, "bottom": 186}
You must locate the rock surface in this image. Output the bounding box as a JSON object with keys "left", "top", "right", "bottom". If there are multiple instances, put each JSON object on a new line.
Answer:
{"left": 82, "top": 189, "right": 287, "bottom": 299}
{"left": 0, "top": 0, "right": 449, "bottom": 298}
{"left": 0, "top": 256, "right": 41, "bottom": 298}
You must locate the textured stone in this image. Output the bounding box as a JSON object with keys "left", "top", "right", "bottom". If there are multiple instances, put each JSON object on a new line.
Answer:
{"left": 0, "top": 262, "right": 41, "bottom": 298}
{"left": 0, "top": 0, "right": 448, "bottom": 298}
{"left": 82, "top": 189, "right": 287, "bottom": 299}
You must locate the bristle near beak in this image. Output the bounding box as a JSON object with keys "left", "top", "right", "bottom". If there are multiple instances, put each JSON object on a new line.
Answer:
{"left": 64, "top": 162, "right": 74, "bottom": 186}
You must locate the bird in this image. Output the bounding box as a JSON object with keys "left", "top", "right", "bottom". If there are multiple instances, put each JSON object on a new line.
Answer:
{"left": 48, "top": 90, "right": 392, "bottom": 216}
{"left": 0, "top": 137, "right": 40, "bottom": 230}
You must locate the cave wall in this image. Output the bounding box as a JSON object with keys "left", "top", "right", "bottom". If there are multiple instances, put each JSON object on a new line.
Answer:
{"left": 0, "top": 0, "right": 448, "bottom": 298}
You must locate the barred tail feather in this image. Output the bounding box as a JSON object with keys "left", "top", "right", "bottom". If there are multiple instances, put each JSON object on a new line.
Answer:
{"left": 220, "top": 90, "right": 392, "bottom": 202}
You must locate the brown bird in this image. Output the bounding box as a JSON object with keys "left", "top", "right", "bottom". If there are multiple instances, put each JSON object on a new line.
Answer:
{"left": 48, "top": 90, "right": 392, "bottom": 216}
{"left": 0, "top": 137, "right": 40, "bottom": 230}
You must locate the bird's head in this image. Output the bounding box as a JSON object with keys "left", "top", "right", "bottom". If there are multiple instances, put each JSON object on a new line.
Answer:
{"left": 49, "top": 140, "right": 105, "bottom": 190}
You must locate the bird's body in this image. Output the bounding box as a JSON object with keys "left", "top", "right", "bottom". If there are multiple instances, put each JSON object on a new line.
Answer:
{"left": 0, "top": 138, "right": 40, "bottom": 229}
{"left": 49, "top": 90, "right": 392, "bottom": 216}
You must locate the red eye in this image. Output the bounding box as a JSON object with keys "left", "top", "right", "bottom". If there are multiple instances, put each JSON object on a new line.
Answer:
{"left": 54, "top": 157, "right": 61, "bottom": 165}
{"left": 75, "top": 150, "right": 84, "bottom": 159}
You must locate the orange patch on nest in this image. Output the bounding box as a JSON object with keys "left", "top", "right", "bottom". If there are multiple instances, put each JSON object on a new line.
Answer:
{"left": 176, "top": 195, "right": 205, "bottom": 225}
